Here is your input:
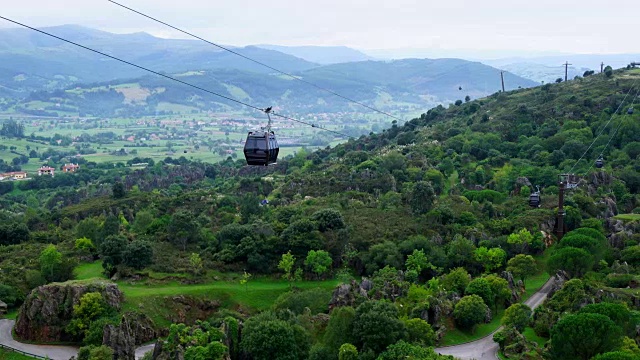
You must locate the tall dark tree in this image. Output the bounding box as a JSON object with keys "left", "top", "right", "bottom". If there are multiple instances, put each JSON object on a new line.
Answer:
{"left": 112, "top": 182, "right": 126, "bottom": 199}
{"left": 550, "top": 313, "right": 623, "bottom": 360}
{"left": 408, "top": 181, "right": 435, "bottom": 215}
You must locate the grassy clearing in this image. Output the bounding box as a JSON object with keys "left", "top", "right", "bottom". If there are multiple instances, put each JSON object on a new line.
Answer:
{"left": 3, "top": 309, "right": 18, "bottom": 320}
{"left": 0, "top": 349, "right": 34, "bottom": 360}
{"left": 73, "top": 262, "right": 105, "bottom": 280}
{"left": 119, "top": 278, "right": 339, "bottom": 328}
{"left": 614, "top": 214, "right": 640, "bottom": 221}
{"left": 522, "top": 327, "right": 547, "bottom": 347}
{"left": 73, "top": 261, "right": 339, "bottom": 327}
{"left": 522, "top": 272, "right": 550, "bottom": 301}
{"left": 441, "top": 308, "right": 505, "bottom": 346}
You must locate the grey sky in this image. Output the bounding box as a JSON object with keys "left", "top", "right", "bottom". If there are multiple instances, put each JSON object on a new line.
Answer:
{"left": 1, "top": 0, "right": 637, "bottom": 55}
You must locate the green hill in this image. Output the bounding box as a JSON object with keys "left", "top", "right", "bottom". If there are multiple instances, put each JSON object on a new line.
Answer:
{"left": 0, "top": 67, "right": 638, "bottom": 360}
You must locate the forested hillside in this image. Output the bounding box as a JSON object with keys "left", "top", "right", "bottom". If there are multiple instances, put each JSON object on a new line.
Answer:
{"left": 0, "top": 67, "right": 639, "bottom": 360}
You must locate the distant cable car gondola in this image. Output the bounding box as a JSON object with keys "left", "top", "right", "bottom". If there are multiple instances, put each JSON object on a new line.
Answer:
{"left": 595, "top": 157, "right": 604, "bottom": 169}
{"left": 243, "top": 107, "right": 279, "bottom": 166}
{"left": 628, "top": 107, "right": 634, "bottom": 115}
{"left": 529, "top": 186, "right": 541, "bottom": 208}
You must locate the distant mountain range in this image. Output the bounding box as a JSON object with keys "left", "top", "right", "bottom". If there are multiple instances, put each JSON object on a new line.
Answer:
{"left": 0, "top": 24, "right": 537, "bottom": 115}
{"left": 256, "top": 44, "right": 374, "bottom": 64}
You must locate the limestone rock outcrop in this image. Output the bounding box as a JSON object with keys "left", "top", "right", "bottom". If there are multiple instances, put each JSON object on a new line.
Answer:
{"left": 15, "top": 281, "right": 124, "bottom": 343}
{"left": 103, "top": 317, "right": 135, "bottom": 360}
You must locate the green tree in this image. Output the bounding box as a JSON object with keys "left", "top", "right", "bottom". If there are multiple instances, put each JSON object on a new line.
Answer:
{"left": 189, "top": 253, "right": 204, "bottom": 275}
{"left": 559, "top": 233, "right": 606, "bottom": 262}
{"left": 67, "top": 292, "right": 110, "bottom": 340}
{"left": 324, "top": 307, "right": 356, "bottom": 356}
{"left": 403, "top": 318, "right": 435, "bottom": 346}
{"left": 338, "top": 343, "right": 358, "bottom": 360}
{"left": 132, "top": 210, "right": 155, "bottom": 234}
{"left": 578, "top": 302, "right": 637, "bottom": 336}
{"left": 377, "top": 341, "right": 450, "bottom": 360}
{"left": 465, "top": 278, "right": 493, "bottom": 308}
{"left": 408, "top": 181, "right": 435, "bottom": 215}
{"left": 0, "top": 284, "right": 21, "bottom": 307}
{"left": 122, "top": 241, "right": 153, "bottom": 270}
{"left": 473, "top": 247, "right": 507, "bottom": 273}
{"left": 507, "top": 228, "right": 534, "bottom": 253}
{"left": 241, "top": 313, "right": 299, "bottom": 360}
{"left": 279, "top": 251, "right": 296, "bottom": 285}
{"left": 79, "top": 345, "right": 113, "bottom": 360}
{"left": 442, "top": 267, "right": 471, "bottom": 294}
{"left": 547, "top": 246, "right": 594, "bottom": 278}
{"left": 75, "top": 238, "right": 95, "bottom": 253}
{"left": 311, "top": 209, "right": 346, "bottom": 232}
{"left": 168, "top": 210, "right": 200, "bottom": 250}
{"left": 240, "top": 271, "right": 252, "bottom": 292}
{"left": 304, "top": 250, "right": 333, "bottom": 279}
{"left": 99, "top": 235, "right": 128, "bottom": 272}
{"left": 502, "top": 303, "right": 532, "bottom": 332}
{"left": 353, "top": 300, "right": 405, "bottom": 354}
{"left": 484, "top": 274, "right": 511, "bottom": 310}
{"left": 592, "top": 352, "right": 638, "bottom": 360}
{"left": 40, "top": 244, "right": 62, "bottom": 280}
{"left": 112, "top": 182, "right": 126, "bottom": 199}
{"left": 506, "top": 254, "right": 537, "bottom": 286}
{"left": 405, "top": 249, "right": 432, "bottom": 283}
{"left": 550, "top": 313, "right": 623, "bottom": 360}
{"left": 447, "top": 236, "right": 476, "bottom": 268}
{"left": 381, "top": 151, "right": 406, "bottom": 173}
{"left": 453, "top": 295, "right": 489, "bottom": 331}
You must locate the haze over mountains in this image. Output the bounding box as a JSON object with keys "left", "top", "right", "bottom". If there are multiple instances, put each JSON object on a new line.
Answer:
{"left": 2, "top": 24, "right": 635, "bottom": 115}
{"left": 0, "top": 25, "right": 540, "bottom": 116}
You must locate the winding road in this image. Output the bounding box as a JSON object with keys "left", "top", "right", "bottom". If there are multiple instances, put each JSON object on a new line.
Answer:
{"left": 435, "top": 276, "right": 556, "bottom": 360}
{"left": 0, "top": 320, "right": 153, "bottom": 360}
{"left": 0, "top": 277, "right": 556, "bottom": 360}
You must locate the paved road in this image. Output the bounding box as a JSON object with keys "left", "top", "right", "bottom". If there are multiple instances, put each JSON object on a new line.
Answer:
{"left": 135, "top": 343, "right": 156, "bottom": 359}
{"left": 0, "top": 319, "right": 154, "bottom": 360}
{"left": 436, "top": 276, "right": 555, "bottom": 360}
{"left": 0, "top": 319, "right": 79, "bottom": 360}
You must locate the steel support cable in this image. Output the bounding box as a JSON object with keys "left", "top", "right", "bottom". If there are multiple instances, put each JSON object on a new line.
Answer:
{"left": 0, "top": 16, "right": 351, "bottom": 138}
{"left": 107, "top": 0, "right": 406, "bottom": 123}
{"left": 568, "top": 79, "right": 638, "bottom": 174}
{"left": 581, "top": 87, "right": 640, "bottom": 176}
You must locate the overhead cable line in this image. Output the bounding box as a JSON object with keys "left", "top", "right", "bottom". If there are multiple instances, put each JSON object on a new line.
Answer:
{"left": 581, "top": 87, "right": 640, "bottom": 176}
{"left": 568, "top": 79, "right": 638, "bottom": 174}
{"left": 0, "top": 16, "right": 351, "bottom": 138}
{"left": 107, "top": 0, "right": 406, "bottom": 123}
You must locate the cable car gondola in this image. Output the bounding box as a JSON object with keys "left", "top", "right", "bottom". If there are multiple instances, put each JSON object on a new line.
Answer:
{"left": 528, "top": 186, "right": 541, "bottom": 208}
{"left": 595, "top": 157, "right": 604, "bottom": 169}
{"left": 628, "top": 107, "right": 634, "bottom": 115}
{"left": 243, "top": 107, "right": 279, "bottom": 166}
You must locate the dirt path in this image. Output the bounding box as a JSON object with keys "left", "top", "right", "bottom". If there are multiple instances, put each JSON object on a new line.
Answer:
{"left": 435, "top": 276, "right": 555, "bottom": 360}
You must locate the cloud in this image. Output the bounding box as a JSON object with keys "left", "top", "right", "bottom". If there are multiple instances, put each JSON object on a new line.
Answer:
{"left": 0, "top": 0, "right": 636, "bottom": 55}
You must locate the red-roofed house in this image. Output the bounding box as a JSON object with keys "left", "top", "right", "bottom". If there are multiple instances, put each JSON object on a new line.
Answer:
{"left": 38, "top": 166, "right": 55, "bottom": 177}
{"left": 62, "top": 163, "right": 80, "bottom": 173}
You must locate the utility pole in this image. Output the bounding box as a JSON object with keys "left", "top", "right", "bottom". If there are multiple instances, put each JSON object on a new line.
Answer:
{"left": 556, "top": 175, "right": 567, "bottom": 240}
{"left": 601, "top": 62, "right": 604, "bottom": 73}
{"left": 500, "top": 71, "right": 505, "bottom": 92}
{"left": 563, "top": 61, "right": 572, "bottom": 82}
